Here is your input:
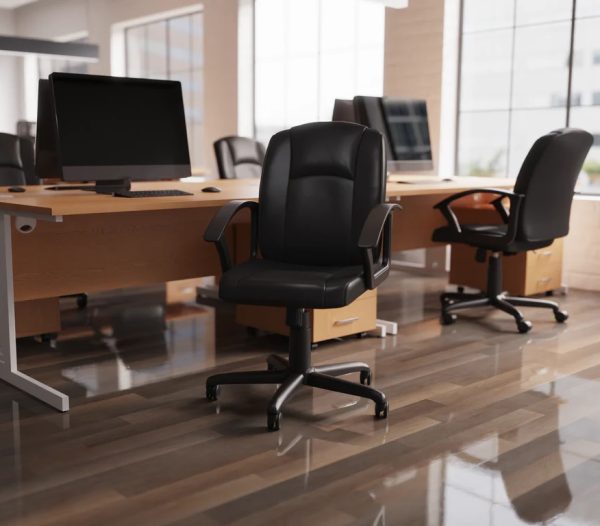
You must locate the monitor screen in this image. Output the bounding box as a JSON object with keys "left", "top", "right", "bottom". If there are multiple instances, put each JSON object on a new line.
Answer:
{"left": 50, "top": 73, "right": 191, "bottom": 182}
{"left": 381, "top": 98, "right": 432, "bottom": 163}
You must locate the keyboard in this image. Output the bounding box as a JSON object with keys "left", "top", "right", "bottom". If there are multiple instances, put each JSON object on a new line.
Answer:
{"left": 113, "top": 189, "right": 194, "bottom": 198}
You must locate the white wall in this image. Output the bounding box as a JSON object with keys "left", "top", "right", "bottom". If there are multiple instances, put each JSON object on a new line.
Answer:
{"left": 0, "top": 8, "right": 23, "bottom": 134}
{"left": 12, "top": 0, "right": 238, "bottom": 175}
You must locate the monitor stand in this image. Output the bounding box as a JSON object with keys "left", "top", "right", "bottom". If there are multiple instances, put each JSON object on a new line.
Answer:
{"left": 86, "top": 178, "right": 131, "bottom": 195}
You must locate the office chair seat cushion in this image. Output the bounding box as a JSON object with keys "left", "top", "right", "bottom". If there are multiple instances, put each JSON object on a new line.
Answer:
{"left": 433, "top": 224, "right": 552, "bottom": 253}
{"left": 219, "top": 259, "right": 367, "bottom": 309}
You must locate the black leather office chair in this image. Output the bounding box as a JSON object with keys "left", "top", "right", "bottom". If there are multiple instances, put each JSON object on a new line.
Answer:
{"left": 432, "top": 128, "right": 593, "bottom": 333}
{"left": 0, "top": 132, "right": 27, "bottom": 186}
{"left": 213, "top": 136, "right": 266, "bottom": 179}
{"left": 204, "top": 122, "right": 399, "bottom": 430}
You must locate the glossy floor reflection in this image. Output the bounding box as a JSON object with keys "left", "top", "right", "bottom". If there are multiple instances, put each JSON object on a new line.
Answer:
{"left": 1, "top": 272, "right": 600, "bottom": 525}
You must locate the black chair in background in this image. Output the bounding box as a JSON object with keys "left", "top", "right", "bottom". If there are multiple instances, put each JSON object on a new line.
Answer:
{"left": 213, "top": 136, "right": 265, "bottom": 179}
{"left": 432, "top": 128, "right": 593, "bottom": 333}
{"left": 0, "top": 133, "right": 27, "bottom": 186}
{"left": 19, "top": 137, "right": 39, "bottom": 185}
{"left": 204, "top": 122, "right": 399, "bottom": 430}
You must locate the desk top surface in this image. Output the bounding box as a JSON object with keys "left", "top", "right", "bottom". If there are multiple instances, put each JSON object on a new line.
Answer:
{"left": 0, "top": 175, "right": 513, "bottom": 218}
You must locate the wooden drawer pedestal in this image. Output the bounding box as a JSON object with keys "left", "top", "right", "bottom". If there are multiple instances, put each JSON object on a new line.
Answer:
{"left": 235, "top": 289, "right": 377, "bottom": 343}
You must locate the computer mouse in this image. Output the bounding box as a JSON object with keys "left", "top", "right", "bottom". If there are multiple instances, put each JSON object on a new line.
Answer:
{"left": 8, "top": 186, "right": 26, "bottom": 193}
{"left": 202, "top": 186, "right": 222, "bottom": 193}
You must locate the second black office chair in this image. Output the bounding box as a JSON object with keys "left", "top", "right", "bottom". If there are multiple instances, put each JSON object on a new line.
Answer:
{"left": 432, "top": 128, "right": 593, "bottom": 333}
{"left": 213, "top": 136, "right": 265, "bottom": 179}
{"left": 0, "top": 132, "right": 28, "bottom": 186}
{"left": 204, "top": 122, "right": 399, "bottom": 431}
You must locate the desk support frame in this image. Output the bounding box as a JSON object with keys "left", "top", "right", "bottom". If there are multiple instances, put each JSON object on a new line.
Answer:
{"left": 0, "top": 214, "right": 69, "bottom": 412}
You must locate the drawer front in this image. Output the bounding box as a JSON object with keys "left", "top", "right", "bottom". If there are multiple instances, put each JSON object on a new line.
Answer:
{"left": 312, "top": 289, "right": 377, "bottom": 343}
{"left": 525, "top": 240, "right": 563, "bottom": 295}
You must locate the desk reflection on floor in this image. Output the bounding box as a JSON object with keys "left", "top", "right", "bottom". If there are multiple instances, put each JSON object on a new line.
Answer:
{"left": 58, "top": 292, "right": 216, "bottom": 397}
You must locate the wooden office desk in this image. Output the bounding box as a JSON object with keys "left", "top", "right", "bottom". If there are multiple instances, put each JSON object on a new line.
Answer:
{"left": 0, "top": 176, "right": 511, "bottom": 411}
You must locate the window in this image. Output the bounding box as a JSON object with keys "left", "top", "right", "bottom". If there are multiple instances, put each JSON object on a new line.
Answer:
{"left": 125, "top": 11, "right": 203, "bottom": 165}
{"left": 253, "top": 0, "right": 385, "bottom": 144}
{"left": 457, "top": 0, "right": 600, "bottom": 195}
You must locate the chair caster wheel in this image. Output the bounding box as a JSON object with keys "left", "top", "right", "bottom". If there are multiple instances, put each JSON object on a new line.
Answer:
{"left": 517, "top": 320, "right": 532, "bottom": 334}
{"left": 360, "top": 370, "right": 372, "bottom": 386}
{"left": 375, "top": 400, "right": 388, "bottom": 419}
{"left": 267, "top": 412, "right": 280, "bottom": 431}
{"left": 441, "top": 312, "right": 457, "bottom": 325}
{"left": 206, "top": 384, "right": 220, "bottom": 401}
{"left": 554, "top": 310, "right": 568, "bottom": 323}
{"left": 41, "top": 333, "right": 57, "bottom": 343}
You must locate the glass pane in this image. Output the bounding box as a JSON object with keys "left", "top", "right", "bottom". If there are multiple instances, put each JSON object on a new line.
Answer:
{"left": 460, "top": 30, "right": 513, "bottom": 111}
{"left": 320, "top": 0, "right": 355, "bottom": 53}
{"left": 571, "top": 17, "right": 600, "bottom": 107}
{"left": 288, "top": 0, "right": 318, "bottom": 56}
{"left": 570, "top": 107, "right": 600, "bottom": 194}
{"left": 515, "top": 0, "right": 572, "bottom": 25}
{"left": 286, "top": 57, "right": 318, "bottom": 126}
{"left": 463, "top": 0, "right": 514, "bottom": 32}
{"left": 357, "top": 0, "right": 385, "bottom": 49}
{"left": 168, "top": 16, "right": 192, "bottom": 74}
{"left": 255, "top": 60, "right": 286, "bottom": 143}
{"left": 576, "top": 0, "right": 600, "bottom": 18}
{"left": 255, "top": 0, "right": 285, "bottom": 60}
{"left": 319, "top": 51, "right": 354, "bottom": 120}
{"left": 511, "top": 22, "right": 570, "bottom": 109}
{"left": 191, "top": 12, "right": 203, "bottom": 69}
{"left": 147, "top": 21, "right": 167, "bottom": 76}
{"left": 507, "top": 109, "right": 567, "bottom": 177}
{"left": 458, "top": 111, "right": 509, "bottom": 177}
{"left": 126, "top": 25, "right": 146, "bottom": 77}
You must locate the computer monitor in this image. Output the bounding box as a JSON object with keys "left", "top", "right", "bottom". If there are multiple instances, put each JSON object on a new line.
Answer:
{"left": 45, "top": 73, "right": 191, "bottom": 192}
{"left": 332, "top": 99, "right": 357, "bottom": 122}
{"left": 381, "top": 97, "right": 433, "bottom": 172}
{"left": 35, "top": 79, "right": 61, "bottom": 181}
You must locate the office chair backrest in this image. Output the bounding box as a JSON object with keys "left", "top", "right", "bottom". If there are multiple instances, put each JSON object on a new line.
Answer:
{"left": 353, "top": 96, "right": 393, "bottom": 161}
{"left": 513, "top": 128, "right": 593, "bottom": 243}
{"left": 214, "top": 136, "right": 266, "bottom": 179}
{"left": 332, "top": 99, "right": 357, "bottom": 122}
{"left": 258, "top": 122, "right": 385, "bottom": 266}
{"left": 19, "top": 137, "right": 39, "bottom": 185}
{"left": 0, "top": 133, "right": 27, "bottom": 186}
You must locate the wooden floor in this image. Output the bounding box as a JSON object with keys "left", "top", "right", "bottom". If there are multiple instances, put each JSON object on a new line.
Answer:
{"left": 1, "top": 272, "right": 600, "bottom": 525}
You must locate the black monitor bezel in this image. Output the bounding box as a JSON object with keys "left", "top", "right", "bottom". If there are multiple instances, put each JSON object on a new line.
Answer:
{"left": 49, "top": 72, "right": 191, "bottom": 183}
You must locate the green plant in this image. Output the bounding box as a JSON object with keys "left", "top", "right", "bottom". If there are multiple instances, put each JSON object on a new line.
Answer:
{"left": 467, "top": 150, "right": 505, "bottom": 177}
{"left": 584, "top": 160, "right": 600, "bottom": 177}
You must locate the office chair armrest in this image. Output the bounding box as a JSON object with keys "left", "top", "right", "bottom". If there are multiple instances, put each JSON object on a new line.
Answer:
{"left": 434, "top": 188, "right": 523, "bottom": 234}
{"left": 359, "top": 203, "right": 402, "bottom": 289}
{"left": 204, "top": 200, "right": 259, "bottom": 272}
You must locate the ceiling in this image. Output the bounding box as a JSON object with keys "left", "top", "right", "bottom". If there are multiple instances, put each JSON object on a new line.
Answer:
{"left": 0, "top": 0, "right": 38, "bottom": 8}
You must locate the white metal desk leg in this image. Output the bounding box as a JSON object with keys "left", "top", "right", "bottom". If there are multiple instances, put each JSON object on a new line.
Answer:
{"left": 0, "top": 214, "right": 69, "bottom": 412}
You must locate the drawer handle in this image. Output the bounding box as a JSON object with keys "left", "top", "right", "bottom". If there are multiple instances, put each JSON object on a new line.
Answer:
{"left": 537, "top": 277, "right": 552, "bottom": 284}
{"left": 539, "top": 251, "right": 553, "bottom": 257}
{"left": 334, "top": 316, "right": 359, "bottom": 326}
